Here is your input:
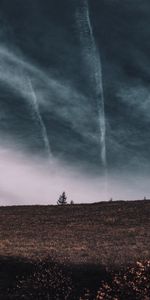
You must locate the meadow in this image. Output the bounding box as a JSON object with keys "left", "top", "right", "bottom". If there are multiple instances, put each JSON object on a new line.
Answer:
{"left": 0, "top": 200, "right": 149, "bottom": 299}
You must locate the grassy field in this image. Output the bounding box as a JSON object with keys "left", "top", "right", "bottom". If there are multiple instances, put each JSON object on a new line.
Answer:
{"left": 0, "top": 200, "right": 150, "bottom": 299}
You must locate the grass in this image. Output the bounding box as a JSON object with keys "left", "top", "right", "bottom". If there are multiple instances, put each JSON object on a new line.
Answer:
{"left": 0, "top": 200, "right": 149, "bottom": 299}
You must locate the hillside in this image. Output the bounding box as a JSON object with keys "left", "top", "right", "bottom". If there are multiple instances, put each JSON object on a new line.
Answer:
{"left": 0, "top": 200, "right": 150, "bottom": 267}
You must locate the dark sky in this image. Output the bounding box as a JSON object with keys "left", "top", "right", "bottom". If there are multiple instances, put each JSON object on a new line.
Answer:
{"left": 90, "top": 0, "right": 150, "bottom": 175}
{"left": 0, "top": 0, "right": 150, "bottom": 178}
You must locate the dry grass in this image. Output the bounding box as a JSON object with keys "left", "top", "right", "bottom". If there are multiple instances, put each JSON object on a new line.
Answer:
{"left": 0, "top": 200, "right": 150, "bottom": 267}
{"left": 0, "top": 200, "right": 150, "bottom": 299}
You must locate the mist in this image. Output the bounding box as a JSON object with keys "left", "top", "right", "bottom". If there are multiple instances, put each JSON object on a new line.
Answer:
{"left": 0, "top": 147, "right": 106, "bottom": 205}
{"left": 0, "top": 146, "right": 149, "bottom": 206}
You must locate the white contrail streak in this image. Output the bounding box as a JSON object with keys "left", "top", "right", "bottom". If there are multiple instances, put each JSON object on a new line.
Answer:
{"left": 76, "top": 0, "right": 107, "bottom": 169}
{"left": 28, "top": 79, "right": 52, "bottom": 159}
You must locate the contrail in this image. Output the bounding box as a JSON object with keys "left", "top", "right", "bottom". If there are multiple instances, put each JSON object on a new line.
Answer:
{"left": 28, "top": 79, "right": 52, "bottom": 159}
{"left": 76, "top": 0, "right": 107, "bottom": 169}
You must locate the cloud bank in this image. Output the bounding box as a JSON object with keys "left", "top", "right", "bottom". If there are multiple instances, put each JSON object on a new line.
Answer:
{"left": 0, "top": 147, "right": 149, "bottom": 206}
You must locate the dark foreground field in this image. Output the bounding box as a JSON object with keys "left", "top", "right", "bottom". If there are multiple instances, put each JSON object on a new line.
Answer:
{"left": 0, "top": 200, "right": 150, "bottom": 299}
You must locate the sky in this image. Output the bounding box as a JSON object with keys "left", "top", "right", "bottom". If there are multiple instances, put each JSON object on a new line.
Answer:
{"left": 0, "top": 0, "right": 150, "bottom": 204}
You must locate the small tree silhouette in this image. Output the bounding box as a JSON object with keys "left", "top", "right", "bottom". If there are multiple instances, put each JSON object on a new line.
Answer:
{"left": 57, "top": 192, "right": 67, "bottom": 205}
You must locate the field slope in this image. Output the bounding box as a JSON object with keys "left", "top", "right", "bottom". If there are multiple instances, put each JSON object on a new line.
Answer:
{"left": 0, "top": 200, "right": 149, "bottom": 267}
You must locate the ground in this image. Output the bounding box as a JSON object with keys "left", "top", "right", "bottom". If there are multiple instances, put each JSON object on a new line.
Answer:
{"left": 0, "top": 200, "right": 149, "bottom": 299}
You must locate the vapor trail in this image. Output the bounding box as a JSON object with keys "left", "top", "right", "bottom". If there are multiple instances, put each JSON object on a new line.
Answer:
{"left": 76, "top": 0, "right": 107, "bottom": 169}
{"left": 28, "top": 79, "right": 52, "bottom": 159}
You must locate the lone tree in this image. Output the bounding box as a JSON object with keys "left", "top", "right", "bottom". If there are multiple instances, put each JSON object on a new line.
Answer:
{"left": 57, "top": 192, "right": 67, "bottom": 205}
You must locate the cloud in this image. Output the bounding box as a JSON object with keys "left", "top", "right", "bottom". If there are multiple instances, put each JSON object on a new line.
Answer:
{"left": 0, "top": 0, "right": 150, "bottom": 181}
{"left": 118, "top": 84, "right": 150, "bottom": 121}
{"left": 0, "top": 146, "right": 150, "bottom": 205}
{"left": 0, "top": 146, "right": 109, "bottom": 205}
{"left": 0, "top": 43, "right": 99, "bottom": 142}
{"left": 0, "top": 41, "right": 103, "bottom": 173}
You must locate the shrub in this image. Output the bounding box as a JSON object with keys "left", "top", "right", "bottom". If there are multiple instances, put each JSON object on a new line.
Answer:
{"left": 81, "top": 260, "right": 150, "bottom": 300}
{"left": 97, "top": 260, "right": 150, "bottom": 300}
{"left": 16, "top": 260, "right": 73, "bottom": 299}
